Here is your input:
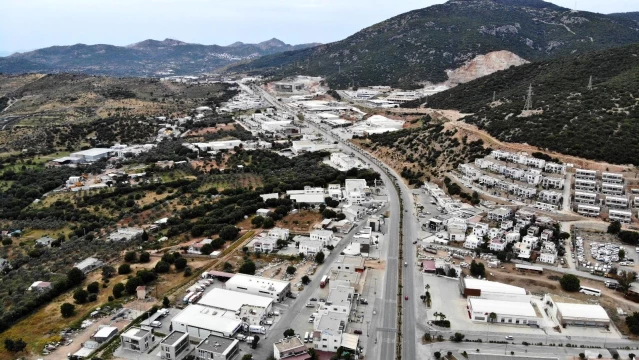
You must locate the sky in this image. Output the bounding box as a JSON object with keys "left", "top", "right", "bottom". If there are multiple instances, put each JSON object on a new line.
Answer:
{"left": 0, "top": 0, "right": 637, "bottom": 54}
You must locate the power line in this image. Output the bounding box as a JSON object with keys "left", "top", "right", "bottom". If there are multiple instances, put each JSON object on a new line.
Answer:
{"left": 587, "top": 75, "right": 592, "bottom": 91}
{"left": 524, "top": 84, "right": 533, "bottom": 111}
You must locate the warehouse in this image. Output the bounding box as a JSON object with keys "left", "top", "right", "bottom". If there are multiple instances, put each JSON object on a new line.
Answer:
{"left": 224, "top": 273, "right": 291, "bottom": 302}
{"left": 467, "top": 298, "right": 539, "bottom": 325}
{"left": 459, "top": 277, "right": 527, "bottom": 300}
{"left": 171, "top": 304, "right": 242, "bottom": 339}
{"left": 197, "top": 288, "right": 273, "bottom": 325}
{"left": 70, "top": 148, "right": 113, "bottom": 162}
{"left": 555, "top": 302, "right": 610, "bottom": 327}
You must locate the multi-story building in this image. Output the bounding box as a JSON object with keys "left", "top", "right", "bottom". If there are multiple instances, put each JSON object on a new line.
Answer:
{"left": 601, "top": 183, "right": 624, "bottom": 196}
{"left": 473, "top": 222, "right": 489, "bottom": 237}
{"left": 515, "top": 209, "right": 535, "bottom": 224}
{"left": 538, "top": 190, "right": 562, "bottom": 205}
{"left": 575, "top": 179, "right": 597, "bottom": 192}
{"left": 491, "top": 150, "right": 509, "bottom": 161}
{"left": 522, "top": 171, "right": 542, "bottom": 185}
{"left": 577, "top": 204, "right": 600, "bottom": 217}
{"left": 320, "top": 285, "right": 354, "bottom": 315}
{"left": 299, "top": 239, "right": 324, "bottom": 255}
{"left": 160, "top": 331, "right": 191, "bottom": 360}
{"left": 310, "top": 230, "right": 334, "bottom": 245}
{"left": 605, "top": 195, "right": 629, "bottom": 209}
{"left": 540, "top": 229, "right": 554, "bottom": 242}
{"left": 575, "top": 169, "right": 597, "bottom": 181}
{"left": 602, "top": 172, "right": 624, "bottom": 184}
{"left": 541, "top": 176, "right": 564, "bottom": 189}
{"left": 538, "top": 242, "right": 557, "bottom": 264}
{"left": 121, "top": 328, "right": 152, "bottom": 353}
{"left": 544, "top": 162, "right": 566, "bottom": 175}
{"left": 488, "top": 208, "right": 512, "bottom": 222}
{"left": 525, "top": 157, "right": 546, "bottom": 169}
{"left": 511, "top": 184, "right": 537, "bottom": 198}
{"left": 273, "top": 336, "right": 309, "bottom": 359}
{"left": 504, "top": 167, "right": 524, "bottom": 180}
{"left": 574, "top": 191, "right": 597, "bottom": 205}
{"left": 458, "top": 164, "right": 482, "bottom": 180}
{"left": 195, "top": 334, "right": 239, "bottom": 360}
{"left": 489, "top": 238, "right": 506, "bottom": 252}
{"left": 463, "top": 234, "right": 482, "bottom": 250}
{"left": 609, "top": 209, "right": 632, "bottom": 224}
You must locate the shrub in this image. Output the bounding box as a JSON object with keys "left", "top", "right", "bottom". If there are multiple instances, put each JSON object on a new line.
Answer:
{"left": 73, "top": 289, "right": 88, "bottom": 304}
{"left": 87, "top": 281, "right": 100, "bottom": 294}
{"left": 60, "top": 303, "right": 75, "bottom": 318}
{"left": 118, "top": 263, "right": 131, "bottom": 275}
{"left": 286, "top": 266, "right": 297, "bottom": 275}
{"left": 124, "top": 251, "right": 137, "bottom": 263}
{"left": 113, "top": 283, "right": 125, "bottom": 298}
{"left": 315, "top": 251, "right": 325, "bottom": 264}
{"left": 559, "top": 274, "right": 580, "bottom": 292}
{"left": 139, "top": 252, "right": 150, "bottom": 263}
{"left": 174, "top": 257, "right": 187, "bottom": 270}
{"left": 155, "top": 261, "right": 171, "bottom": 273}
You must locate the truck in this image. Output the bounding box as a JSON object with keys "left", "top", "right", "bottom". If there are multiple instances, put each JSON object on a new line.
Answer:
{"left": 249, "top": 325, "right": 266, "bottom": 334}
{"left": 320, "top": 275, "right": 329, "bottom": 288}
{"left": 183, "top": 293, "right": 194, "bottom": 304}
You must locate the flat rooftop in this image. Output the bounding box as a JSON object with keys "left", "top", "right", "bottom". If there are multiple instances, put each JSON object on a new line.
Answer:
{"left": 334, "top": 255, "right": 365, "bottom": 268}
{"left": 196, "top": 334, "right": 238, "bottom": 354}
{"left": 327, "top": 285, "right": 354, "bottom": 305}
{"left": 71, "top": 148, "right": 111, "bottom": 156}
{"left": 274, "top": 336, "right": 305, "bottom": 352}
{"left": 556, "top": 302, "right": 610, "bottom": 321}
{"left": 161, "top": 331, "right": 188, "bottom": 346}
{"left": 469, "top": 298, "right": 536, "bottom": 318}
{"left": 172, "top": 305, "right": 242, "bottom": 334}
{"left": 317, "top": 312, "right": 348, "bottom": 331}
{"left": 463, "top": 278, "right": 526, "bottom": 295}
{"left": 123, "top": 327, "right": 150, "bottom": 339}
{"left": 225, "top": 273, "right": 290, "bottom": 293}
{"left": 198, "top": 288, "right": 273, "bottom": 311}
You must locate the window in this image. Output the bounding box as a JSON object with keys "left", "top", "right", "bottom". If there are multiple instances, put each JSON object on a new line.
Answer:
{"left": 237, "top": 287, "right": 248, "bottom": 290}
{"left": 323, "top": 345, "right": 327, "bottom": 348}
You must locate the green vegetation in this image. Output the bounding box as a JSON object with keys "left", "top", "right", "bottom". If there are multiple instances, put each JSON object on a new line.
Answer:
{"left": 427, "top": 42, "right": 639, "bottom": 165}
{"left": 559, "top": 274, "right": 581, "bottom": 292}
{"left": 626, "top": 312, "right": 639, "bottom": 335}
{"left": 232, "top": 0, "right": 639, "bottom": 88}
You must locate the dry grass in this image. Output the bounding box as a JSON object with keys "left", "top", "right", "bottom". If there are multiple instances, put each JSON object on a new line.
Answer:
{"left": 276, "top": 211, "right": 323, "bottom": 232}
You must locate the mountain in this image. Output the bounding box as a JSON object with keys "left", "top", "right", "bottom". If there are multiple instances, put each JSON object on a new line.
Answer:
{"left": 424, "top": 42, "right": 639, "bottom": 166}
{"left": 229, "top": 0, "right": 639, "bottom": 89}
{"left": 609, "top": 12, "right": 639, "bottom": 22}
{"left": 0, "top": 38, "right": 320, "bottom": 77}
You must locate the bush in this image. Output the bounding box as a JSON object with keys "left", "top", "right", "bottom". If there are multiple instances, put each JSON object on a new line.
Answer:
{"left": 155, "top": 261, "right": 171, "bottom": 273}
{"left": 284, "top": 329, "right": 295, "bottom": 337}
{"left": 88, "top": 293, "right": 98, "bottom": 302}
{"left": 450, "top": 332, "right": 465, "bottom": 342}
{"left": 73, "top": 289, "right": 89, "bottom": 304}
{"left": 286, "top": 266, "right": 297, "bottom": 275}
{"left": 87, "top": 281, "right": 100, "bottom": 294}
{"left": 239, "top": 260, "right": 256, "bottom": 275}
{"left": 315, "top": 251, "right": 325, "bottom": 264}
{"left": 174, "top": 257, "right": 188, "bottom": 270}
{"left": 139, "top": 252, "right": 150, "bottom": 263}
{"left": 626, "top": 312, "right": 639, "bottom": 335}
{"left": 60, "top": 303, "right": 75, "bottom": 318}
{"left": 301, "top": 275, "right": 311, "bottom": 285}
{"left": 608, "top": 221, "right": 622, "bottom": 234}
{"left": 559, "top": 274, "right": 580, "bottom": 292}
{"left": 67, "top": 267, "right": 85, "bottom": 286}
{"left": 124, "top": 251, "right": 137, "bottom": 263}
{"left": 118, "top": 263, "right": 131, "bottom": 275}
{"left": 113, "top": 283, "right": 125, "bottom": 298}
{"left": 432, "top": 320, "right": 450, "bottom": 328}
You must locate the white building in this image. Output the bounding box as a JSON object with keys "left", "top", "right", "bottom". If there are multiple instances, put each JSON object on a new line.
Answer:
{"left": 609, "top": 209, "right": 632, "bottom": 224}
{"left": 489, "top": 239, "right": 506, "bottom": 252}
{"left": 605, "top": 195, "right": 629, "bottom": 209}
{"left": 463, "top": 234, "right": 481, "bottom": 250}
{"left": 273, "top": 336, "right": 308, "bottom": 360}
{"left": 601, "top": 183, "right": 624, "bottom": 196}
{"left": 70, "top": 148, "right": 113, "bottom": 162}
{"left": 291, "top": 141, "right": 337, "bottom": 154}
{"left": 602, "top": 172, "right": 623, "bottom": 184}
{"left": 195, "top": 334, "right": 239, "bottom": 360}
{"left": 544, "top": 162, "right": 566, "bottom": 174}
{"left": 108, "top": 227, "right": 144, "bottom": 242}
{"left": 575, "top": 169, "right": 597, "bottom": 181}
{"left": 160, "top": 331, "right": 191, "bottom": 360}
{"left": 268, "top": 227, "right": 290, "bottom": 241}
{"left": 310, "top": 230, "right": 334, "bottom": 245}
{"left": 313, "top": 312, "right": 348, "bottom": 352}
{"left": 467, "top": 298, "right": 538, "bottom": 325}
{"left": 197, "top": 288, "right": 273, "bottom": 326}
{"left": 574, "top": 191, "right": 597, "bottom": 205}
{"left": 299, "top": 239, "right": 324, "bottom": 255}
{"left": 538, "top": 242, "right": 557, "bottom": 264}
{"left": 120, "top": 328, "right": 152, "bottom": 353}
{"left": 473, "top": 223, "right": 489, "bottom": 237}
{"left": 578, "top": 204, "right": 600, "bottom": 217}
{"left": 541, "top": 176, "right": 564, "bottom": 189}
{"left": 320, "top": 285, "right": 354, "bottom": 315}
{"left": 171, "top": 305, "right": 242, "bottom": 339}
{"left": 224, "top": 274, "right": 291, "bottom": 302}
{"left": 287, "top": 186, "right": 327, "bottom": 204}
{"left": 538, "top": 190, "right": 562, "bottom": 205}
{"left": 575, "top": 179, "right": 597, "bottom": 192}
{"left": 488, "top": 208, "right": 512, "bottom": 222}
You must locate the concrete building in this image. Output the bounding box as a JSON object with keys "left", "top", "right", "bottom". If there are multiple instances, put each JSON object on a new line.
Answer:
{"left": 120, "top": 327, "right": 152, "bottom": 353}
{"left": 291, "top": 141, "right": 337, "bottom": 154}
{"left": 273, "top": 336, "right": 310, "bottom": 360}
{"left": 195, "top": 334, "right": 239, "bottom": 360}
{"left": 92, "top": 326, "right": 118, "bottom": 343}
{"left": 544, "top": 296, "right": 611, "bottom": 327}
{"left": 160, "top": 331, "right": 191, "bottom": 360}
{"left": 70, "top": 148, "right": 113, "bottom": 162}
{"left": 473, "top": 223, "right": 489, "bottom": 237}
{"left": 463, "top": 234, "right": 481, "bottom": 250}
{"left": 544, "top": 162, "right": 566, "bottom": 175}
{"left": 108, "top": 227, "right": 144, "bottom": 242}
{"left": 171, "top": 305, "right": 242, "bottom": 339}
{"left": 575, "top": 169, "right": 597, "bottom": 181}
{"left": 287, "top": 186, "right": 327, "bottom": 204}
{"left": 577, "top": 204, "right": 600, "bottom": 217}
{"left": 488, "top": 208, "right": 512, "bottom": 222}
{"left": 574, "top": 179, "right": 596, "bottom": 192}
{"left": 224, "top": 273, "right": 291, "bottom": 302}
{"left": 538, "top": 242, "right": 557, "bottom": 264}
{"left": 74, "top": 257, "right": 104, "bottom": 274}
{"left": 467, "top": 298, "right": 538, "bottom": 325}
{"left": 601, "top": 182, "right": 624, "bottom": 196}
{"left": 574, "top": 191, "right": 597, "bottom": 205}
{"left": 332, "top": 255, "right": 365, "bottom": 272}
{"left": 197, "top": 288, "right": 273, "bottom": 326}
{"left": 310, "top": 229, "right": 333, "bottom": 245}
{"left": 299, "top": 239, "right": 324, "bottom": 255}
{"left": 605, "top": 195, "right": 629, "bottom": 209}
{"left": 541, "top": 176, "right": 564, "bottom": 189}
{"left": 538, "top": 190, "right": 562, "bottom": 205}
{"left": 489, "top": 239, "right": 506, "bottom": 252}
{"left": 609, "top": 209, "right": 632, "bottom": 224}
{"left": 459, "top": 278, "right": 527, "bottom": 299}
{"left": 313, "top": 312, "right": 348, "bottom": 352}
{"left": 602, "top": 172, "right": 624, "bottom": 184}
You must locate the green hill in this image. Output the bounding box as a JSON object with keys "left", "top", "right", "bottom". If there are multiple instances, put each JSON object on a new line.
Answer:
{"left": 230, "top": 0, "right": 639, "bottom": 89}
{"left": 425, "top": 42, "right": 639, "bottom": 165}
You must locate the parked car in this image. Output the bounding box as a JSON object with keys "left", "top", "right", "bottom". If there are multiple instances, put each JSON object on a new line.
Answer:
{"left": 360, "top": 299, "right": 368, "bottom": 305}
{"left": 505, "top": 336, "right": 514, "bottom": 340}
{"left": 310, "top": 298, "right": 318, "bottom": 302}
{"left": 354, "top": 330, "right": 363, "bottom": 335}
{"left": 150, "top": 321, "right": 162, "bottom": 328}
{"left": 306, "top": 303, "right": 315, "bottom": 308}
{"left": 404, "top": 296, "right": 408, "bottom": 300}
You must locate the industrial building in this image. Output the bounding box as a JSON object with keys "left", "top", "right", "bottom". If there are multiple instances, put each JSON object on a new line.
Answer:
{"left": 543, "top": 295, "right": 610, "bottom": 327}
{"left": 197, "top": 288, "right": 273, "bottom": 325}
{"left": 70, "top": 148, "right": 113, "bottom": 162}
{"left": 459, "top": 278, "right": 527, "bottom": 299}
{"left": 171, "top": 304, "right": 242, "bottom": 339}
{"left": 467, "top": 298, "right": 539, "bottom": 325}
{"left": 195, "top": 334, "right": 240, "bottom": 360}
{"left": 224, "top": 273, "right": 291, "bottom": 302}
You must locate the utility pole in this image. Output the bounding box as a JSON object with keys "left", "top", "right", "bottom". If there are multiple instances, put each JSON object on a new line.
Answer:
{"left": 492, "top": 91, "right": 496, "bottom": 102}
{"left": 524, "top": 84, "right": 533, "bottom": 111}
{"left": 587, "top": 75, "right": 593, "bottom": 90}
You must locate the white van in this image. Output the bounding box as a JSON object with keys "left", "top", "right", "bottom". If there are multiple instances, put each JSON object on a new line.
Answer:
{"left": 304, "top": 332, "right": 309, "bottom": 343}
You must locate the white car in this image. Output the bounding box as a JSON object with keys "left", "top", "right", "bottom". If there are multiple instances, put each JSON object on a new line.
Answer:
{"left": 505, "top": 335, "right": 514, "bottom": 340}
{"left": 150, "top": 321, "right": 162, "bottom": 328}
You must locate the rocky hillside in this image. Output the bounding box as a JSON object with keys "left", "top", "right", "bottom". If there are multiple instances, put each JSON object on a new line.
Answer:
{"left": 425, "top": 42, "right": 639, "bottom": 166}
{"left": 0, "top": 38, "right": 319, "bottom": 77}
{"left": 230, "top": 0, "right": 639, "bottom": 88}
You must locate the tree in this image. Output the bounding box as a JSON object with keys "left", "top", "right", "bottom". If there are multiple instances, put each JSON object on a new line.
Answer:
{"left": 118, "top": 263, "right": 132, "bottom": 275}
{"left": 113, "top": 283, "right": 125, "bottom": 298}
{"left": 559, "top": 232, "right": 571, "bottom": 240}
{"left": 315, "top": 251, "right": 325, "bottom": 264}
{"left": 242, "top": 355, "right": 253, "bottom": 360}
{"left": 608, "top": 220, "right": 622, "bottom": 234}
{"left": 124, "top": 251, "right": 137, "bottom": 263}
{"left": 163, "top": 296, "right": 170, "bottom": 307}
{"left": 559, "top": 274, "right": 580, "bottom": 292}
{"left": 74, "top": 289, "right": 89, "bottom": 304}
{"left": 322, "top": 209, "right": 337, "bottom": 219}
{"left": 88, "top": 293, "right": 98, "bottom": 302}
{"left": 223, "top": 262, "right": 234, "bottom": 272}
{"left": 155, "top": 261, "right": 171, "bottom": 273}
{"left": 434, "top": 352, "right": 441, "bottom": 359}
{"left": 447, "top": 268, "right": 458, "bottom": 278}
{"left": 239, "top": 260, "right": 256, "bottom": 275}
{"left": 252, "top": 216, "right": 265, "bottom": 228}
{"left": 489, "top": 312, "right": 497, "bottom": 323}
{"left": 286, "top": 266, "right": 297, "bottom": 275}
{"left": 87, "top": 281, "right": 100, "bottom": 294}
{"left": 139, "top": 252, "right": 150, "bottom": 263}
{"left": 141, "top": 230, "right": 149, "bottom": 241}
{"left": 220, "top": 225, "right": 240, "bottom": 240}
{"left": 201, "top": 243, "right": 214, "bottom": 255}
{"left": 262, "top": 217, "right": 275, "bottom": 229}
{"left": 619, "top": 248, "right": 626, "bottom": 259}
{"left": 301, "top": 275, "right": 311, "bottom": 285}
{"left": 67, "top": 267, "right": 85, "bottom": 286}
{"left": 618, "top": 271, "right": 638, "bottom": 293}
{"left": 125, "top": 277, "right": 142, "bottom": 295}
{"left": 102, "top": 265, "right": 116, "bottom": 278}
{"left": 450, "top": 332, "right": 465, "bottom": 342}
{"left": 284, "top": 328, "right": 295, "bottom": 337}
{"left": 61, "top": 303, "right": 75, "bottom": 318}
{"left": 251, "top": 335, "right": 260, "bottom": 349}
{"left": 174, "top": 257, "right": 188, "bottom": 271}
{"left": 469, "top": 260, "right": 485, "bottom": 278}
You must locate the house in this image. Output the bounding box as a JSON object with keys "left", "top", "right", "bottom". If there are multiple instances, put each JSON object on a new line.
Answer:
{"left": 299, "top": 239, "right": 324, "bottom": 255}
{"left": 195, "top": 334, "right": 239, "bottom": 360}
{"left": 136, "top": 286, "right": 146, "bottom": 300}
{"left": 108, "top": 227, "right": 143, "bottom": 242}
{"left": 505, "top": 231, "right": 520, "bottom": 243}
{"left": 489, "top": 238, "right": 506, "bottom": 252}
{"left": 253, "top": 236, "right": 277, "bottom": 252}
{"left": 500, "top": 220, "right": 513, "bottom": 231}
{"left": 268, "top": 227, "right": 290, "bottom": 241}
{"left": 120, "top": 327, "right": 152, "bottom": 353}
{"left": 522, "top": 235, "right": 539, "bottom": 249}
{"left": 521, "top": 171, "right": 542, "bottom": 185}
{"left": 28, "top": 281, "right": 52, "bottom": 291}
{"left": 527, "top": 226, "right": 540, "bottom": 236}
{"left": 538, "top": 190, "right": 562, "bottom": 205}
{"left": 188, "top": 239, "right": 213, "bottom": 254}
{"left": 310, "top": 230, "right": 334, "bottom": 245}
{"left": 74, "top": 257, "right": 104, "bottom": 274}
{"left": 515, "top": 209, "right": 535, "bottom": 224}
{"left": 463, "top": 234, "right": 481, "bottom": 250}
{"left": 273, "top": 336, "right": 311, "bottom": 360}
{"left": 538, "top": 242, "right": 557, "bottom": 264}
{"left": 449, "top": 228, "right": 466, "bottom": 242}
{"left": 540, "top": 229, "right": 554, "bottom": 242}
{"left": 544, "top": 162, "right": 566, "bottom": 175}
{"left": 35, "top": 236, "right": 55, "bottom": 247}
{"left": 256, "top": 208, "right": 270, "bottom": 217}
{"left": 574, "top": 179, "right": 597, "bottom": 192}
{"left": 342, "top": 204, "right": 366, "bottom": 222}
{"left": 160, "top": 331, "right": 192, "bottom": 360}
{"left": 473, "top": 223, "right": 489, "bottom": 237}
{"left": 541, "top": 176, "right": 564, "bottom": 189}
{"left": 488, "top": 208, "right": 512, "bottom": 222}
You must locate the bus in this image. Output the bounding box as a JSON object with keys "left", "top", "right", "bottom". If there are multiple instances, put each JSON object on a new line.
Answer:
{"left": 320, "top": 275, "right": 329, "bottom": 288}
{"left": 579, "top": 286, "right": 601, "bottom": 297}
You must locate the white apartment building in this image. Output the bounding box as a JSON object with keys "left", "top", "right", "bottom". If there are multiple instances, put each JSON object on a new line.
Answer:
{"left": 575, "top": 169, "right": 597, "bottom": 181}
{"left": 488, "top": 208, "right": 513, "bottom": 222}
{"left": 479, "top": 175, "right": 499, "bottom": 187}
{"left": 458, "top": 164, "right": 482, "bottom": 181}
{"left": 601, "top": 183, "right": 624, "bottom": 196}
{"left": 489, "top": 239, "right": 506, "bottom": 252}
{"left": 541, "top": 176, "right": 564, "bottom": 189}
{"left": 574, "top": 191, "right": 597, "bottom": 205}
{"left": 473, "top": 223, "right": 489, "bottom": 237}
{"left": 538, "top": 190, "right": 562, "bottom": 205}
{"left": 544, "top": 162, "right": 566, "bottom": 175}
{"left": 609, "top": 209, "right": 632, "bottom": 224}
{"left": 327, "top": 184, "right": 342, "bottom": 199}
{"left": 515, "top": 209, "right": 535, "bottom": 223}
{"left": 505, "top": 231, "right": 520, "bottom": 243}
{"left": 602, "top": 172, "right": 624, "bottom": 184}
{"left": 575, "top": 179, "right": 597, "bottom": 192}
{"left": 310, "top": 230, "right": 333, "bottom": 245}
{"left": 463, "top": 234, "right": 482, "bottom": 250}
{"left": 491, "top": 150, "right": 509, "bottom": 161}
{"left": 268, "top": 227, "right": 290, "bottom": 241}
{"left": 253, "top": 236, "right": 277, "bottom": 252}
{"left": 577, "top": 204, "right": 600, "bottom": 217}
{"left": 522, "top": 171, "right": 542, "bottom": 185}
{"left": 511, "top": 184, "right": 537, "bottom": 198}
{"left": 538, "top": 242, "right": 557, "bottom": 264}
{"left": 504, "top": 167, "right": 524, "bottom": 180}
{"left": 121, "top": 328, "right": 152, "bottom": 353}
{"left": 605, "top": 195, "right": 629, "bottom": 209}
{"left": 299, "top": 239, "right": 324, "bottom": 255}
{"left": 525, "top": 157, "right": 546, "bottom": 169}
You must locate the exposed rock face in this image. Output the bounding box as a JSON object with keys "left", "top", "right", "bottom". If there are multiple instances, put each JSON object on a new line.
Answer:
{"left": 445, "top": 50, "right": 529, "bottom": 86}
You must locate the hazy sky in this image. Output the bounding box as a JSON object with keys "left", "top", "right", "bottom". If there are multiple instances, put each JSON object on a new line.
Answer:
{"left": 0, "top": 0, "right": 637, "bottom": 53}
